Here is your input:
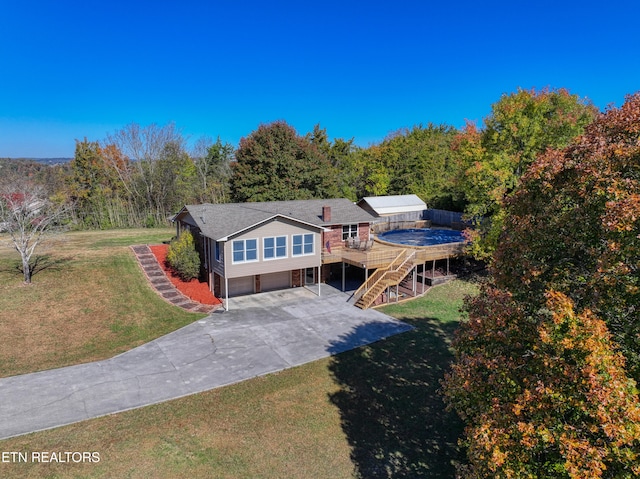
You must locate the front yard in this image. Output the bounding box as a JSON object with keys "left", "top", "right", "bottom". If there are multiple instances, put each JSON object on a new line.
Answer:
{"left": 0, "top": 227, "right": 478, "bottom": 478}
{"left": 0, "top": 228, "right": 206, "bottom": 377}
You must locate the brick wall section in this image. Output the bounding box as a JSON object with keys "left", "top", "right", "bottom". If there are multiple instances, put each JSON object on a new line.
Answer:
{"left": 359, "top": 223, "right": 370, "bottom": 241}
{"left": 291, "top": 269, "right": 302, "bottom": 287}
{"left": 322, "top": 225, "right": 343, "bottom": 251}
{"left": 321, "top": 264, "right": 331, "bottom": 282}
{"left": 322, "top": 223, "right": 372, "bottom": 250}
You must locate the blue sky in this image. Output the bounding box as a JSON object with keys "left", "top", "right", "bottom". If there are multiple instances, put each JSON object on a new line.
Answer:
{"left": 1, "top": 1, "right": 639, "bottom": 158}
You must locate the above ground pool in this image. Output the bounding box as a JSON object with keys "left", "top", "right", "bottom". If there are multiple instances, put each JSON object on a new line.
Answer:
{"left": 377, "top": 228, "right": 465, "bottom": 247}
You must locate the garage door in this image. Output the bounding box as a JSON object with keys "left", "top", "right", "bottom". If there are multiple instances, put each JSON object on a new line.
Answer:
{"left": 261, "top": 271, "right": 291, "bottom": 292}
{"left": 228, "top": 276, "right": 254, "bottom": 296}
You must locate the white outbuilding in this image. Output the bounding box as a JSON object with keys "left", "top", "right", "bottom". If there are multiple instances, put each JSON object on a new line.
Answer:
{"left": 357, "top": 194, "right": 427, "bottom": 218}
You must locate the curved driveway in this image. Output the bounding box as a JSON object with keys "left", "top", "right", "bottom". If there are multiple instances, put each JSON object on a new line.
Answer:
{"left": 0, "top": 285, "right": 411, "bottom": 440}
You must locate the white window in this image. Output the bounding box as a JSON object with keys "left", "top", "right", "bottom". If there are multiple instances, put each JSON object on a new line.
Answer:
{"left": 292, "top": 233, "right": 314, "bottom": 256}
{"left": 232, "top": 238, "right": 258, "bottom": 263}
{"left": 264, "top": 236, "right": 287, "bottom": 260}
{"left": 342, "top": 224, "right": 358, "bottom": 240}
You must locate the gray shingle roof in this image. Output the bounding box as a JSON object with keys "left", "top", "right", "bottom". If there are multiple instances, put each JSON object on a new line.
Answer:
{"left": 178, "top": 198, "right": 376, "bottom": 241}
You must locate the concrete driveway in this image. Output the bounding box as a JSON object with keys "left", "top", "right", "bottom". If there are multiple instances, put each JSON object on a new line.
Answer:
{"left": 0, "top": 285, "right": 412, "bottom": 440}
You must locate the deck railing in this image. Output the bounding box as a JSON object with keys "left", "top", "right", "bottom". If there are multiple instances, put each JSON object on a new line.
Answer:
{"left": 323, "top": 241, "right": 464, "bottom": 269}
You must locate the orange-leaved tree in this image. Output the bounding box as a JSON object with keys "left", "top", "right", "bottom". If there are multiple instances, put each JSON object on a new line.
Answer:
{"left": 494, "top": 92, "right": 640, "bottom": 378}
{"left": 443, "top": 92, "right": 640, "bottom": 477}
{"left": 443, "top": 290, "right": 640, "bottom": 478}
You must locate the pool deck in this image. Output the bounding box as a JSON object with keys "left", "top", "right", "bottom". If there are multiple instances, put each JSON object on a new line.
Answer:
{"left": 322, "top": 236, "right": 465, "bottom": 270}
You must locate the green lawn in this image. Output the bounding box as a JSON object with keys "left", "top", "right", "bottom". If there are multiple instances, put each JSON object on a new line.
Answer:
{"left": 0, "top": 228, "right": 204, "bottom": 377}
{"left": 0, "top": 270, "right": 477, "bottom": 478}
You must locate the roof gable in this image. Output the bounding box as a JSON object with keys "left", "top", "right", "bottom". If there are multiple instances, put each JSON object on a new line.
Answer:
{"left": 176, "top": 198, "right": 376, "bottom": 241}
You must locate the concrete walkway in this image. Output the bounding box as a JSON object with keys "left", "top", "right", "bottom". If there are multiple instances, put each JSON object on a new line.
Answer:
{"left": 0, "top": 285, "right": 412, "bottom": 440}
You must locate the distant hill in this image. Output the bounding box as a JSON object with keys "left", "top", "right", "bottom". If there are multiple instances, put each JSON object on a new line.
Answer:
{"left": 6, "top": 158, "right": 72, "bottom": 165}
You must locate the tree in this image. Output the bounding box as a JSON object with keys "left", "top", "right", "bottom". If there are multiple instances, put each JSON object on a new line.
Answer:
{"left": 68, "top": 139, "right": 129, "bottom": 228}
{"left": 190, "top": 136, "right": 234, "bottom": 203}
{"left": 384, "top": 124, "right": 461, "bottom": 209}
{"left": 306, "top": 124, "right": 360, "bottom": 200}
{"left": 443, "top": 290, "right": 640, "bottom": 478}
{"left": 443, "top": 92, "right": 640, "bottom": 477}
{"left": 455, "top": 88, "right": 598, "bottom": 260}
{"left": 494, "top": 91, "right": 640, "bottom": 378}
{"left": 105, "top": 122, "right": 187, "bottom": 225}
{"left": 230, "top": 121, "right": 340, "bottom": 202}
{"left": 0, "top": 177, "right": 69, "bottom": 283}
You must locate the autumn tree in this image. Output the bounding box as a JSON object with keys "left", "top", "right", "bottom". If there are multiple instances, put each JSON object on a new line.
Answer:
{"left": 494, "top": 92, "right": 640, "bottom": 377}
{"left": 68, "top": 139, "right": 130, "bottom": 228}
{"left": 0, "top": 176, "right": 69, "bottom": 283}
{"left": 443, "top": 93, "right": 640, "bottom": 477}
{"left": 230, "top": 121, "right": 340, "bottom": 202}
{"left": 455, "top": 88, "right": 598, "bottom": 260}
{"left": 443, "top": 290, "right": 640, "bottom": 478}
{"left": 105, "top": 122, "right": 188, "bottom": 225}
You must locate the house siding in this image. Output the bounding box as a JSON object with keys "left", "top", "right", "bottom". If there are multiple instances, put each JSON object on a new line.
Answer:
{"left": 223, "top": 217, "right": 321, "bottom": 280}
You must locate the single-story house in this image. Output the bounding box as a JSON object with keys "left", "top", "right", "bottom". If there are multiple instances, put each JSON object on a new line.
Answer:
{"left": 357, "top": 194, "right": 426, "bottom": 218}
{"left": 173, "top": 198, "right": 376, "bottom": 309}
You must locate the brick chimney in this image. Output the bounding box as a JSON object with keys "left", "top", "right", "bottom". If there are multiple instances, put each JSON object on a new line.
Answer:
{"left": 322, "top": 205, "right": 331, "bottom": 222}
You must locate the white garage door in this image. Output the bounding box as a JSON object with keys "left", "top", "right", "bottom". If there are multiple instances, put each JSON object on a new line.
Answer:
{"left": 261, "top": 271, "right": 291, "bottom": 292}
{"left": 228, "top": 276, "right": 254, "bottom": 296}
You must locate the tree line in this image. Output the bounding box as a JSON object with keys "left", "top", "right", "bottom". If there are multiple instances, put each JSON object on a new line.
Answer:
{"left": 1, "top": 88, "right": 597, "bottom": 236}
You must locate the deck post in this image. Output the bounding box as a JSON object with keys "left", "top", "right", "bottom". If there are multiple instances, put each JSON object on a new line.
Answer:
{"left": 342, "top": 261, "right": 346, "bottom": 292}
{"left": 412, "top": 267, "right": 416, "bottom": 295}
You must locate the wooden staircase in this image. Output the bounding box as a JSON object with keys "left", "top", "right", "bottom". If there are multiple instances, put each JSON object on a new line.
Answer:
{"left": 352, "top": 249, "right": 416, "bottom": 309}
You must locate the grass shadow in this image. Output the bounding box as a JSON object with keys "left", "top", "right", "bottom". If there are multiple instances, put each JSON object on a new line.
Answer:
{"left": 0, "top": 254, "right": 75, "bottom": 279}
{"left": 327, "top": 316, "right": 464, "bottom": 478}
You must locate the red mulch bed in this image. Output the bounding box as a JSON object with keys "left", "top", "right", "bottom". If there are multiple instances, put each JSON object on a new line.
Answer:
{"left": 149, "top": 245, "right": 222, "bottom": 306}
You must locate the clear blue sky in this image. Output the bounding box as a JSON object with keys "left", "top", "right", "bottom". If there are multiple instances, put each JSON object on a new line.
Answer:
{"left": 1, "top": 0, "right": 639, "bottom": 158}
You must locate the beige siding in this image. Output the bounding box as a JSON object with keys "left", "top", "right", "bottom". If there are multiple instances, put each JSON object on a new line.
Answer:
{"left": 223, "top": 218, "right": 321, "bottom": 279}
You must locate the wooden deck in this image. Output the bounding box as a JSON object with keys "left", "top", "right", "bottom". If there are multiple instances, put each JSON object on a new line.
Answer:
{"left": 322, "top": 238, "right": 465, "bottom": 270}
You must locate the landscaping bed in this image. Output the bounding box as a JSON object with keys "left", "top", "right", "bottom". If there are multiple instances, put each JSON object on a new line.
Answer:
{"left": 149, "top": 244, "right": 221, "bottom": 306}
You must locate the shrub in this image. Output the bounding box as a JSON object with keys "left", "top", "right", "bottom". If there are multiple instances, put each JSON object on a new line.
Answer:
{"left": 166, "top": 230, "right": 200, "bottom": 281}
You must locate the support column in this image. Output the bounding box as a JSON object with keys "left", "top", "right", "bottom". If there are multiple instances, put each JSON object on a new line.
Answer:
{"left": 412, "top": 267, "right": 416, "bottom": 295}
{"left": 224, "top": 276, "right": 229, "bottom": 311}
{"left": 342, "top": 262, "right": 346, "bottom": 292}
